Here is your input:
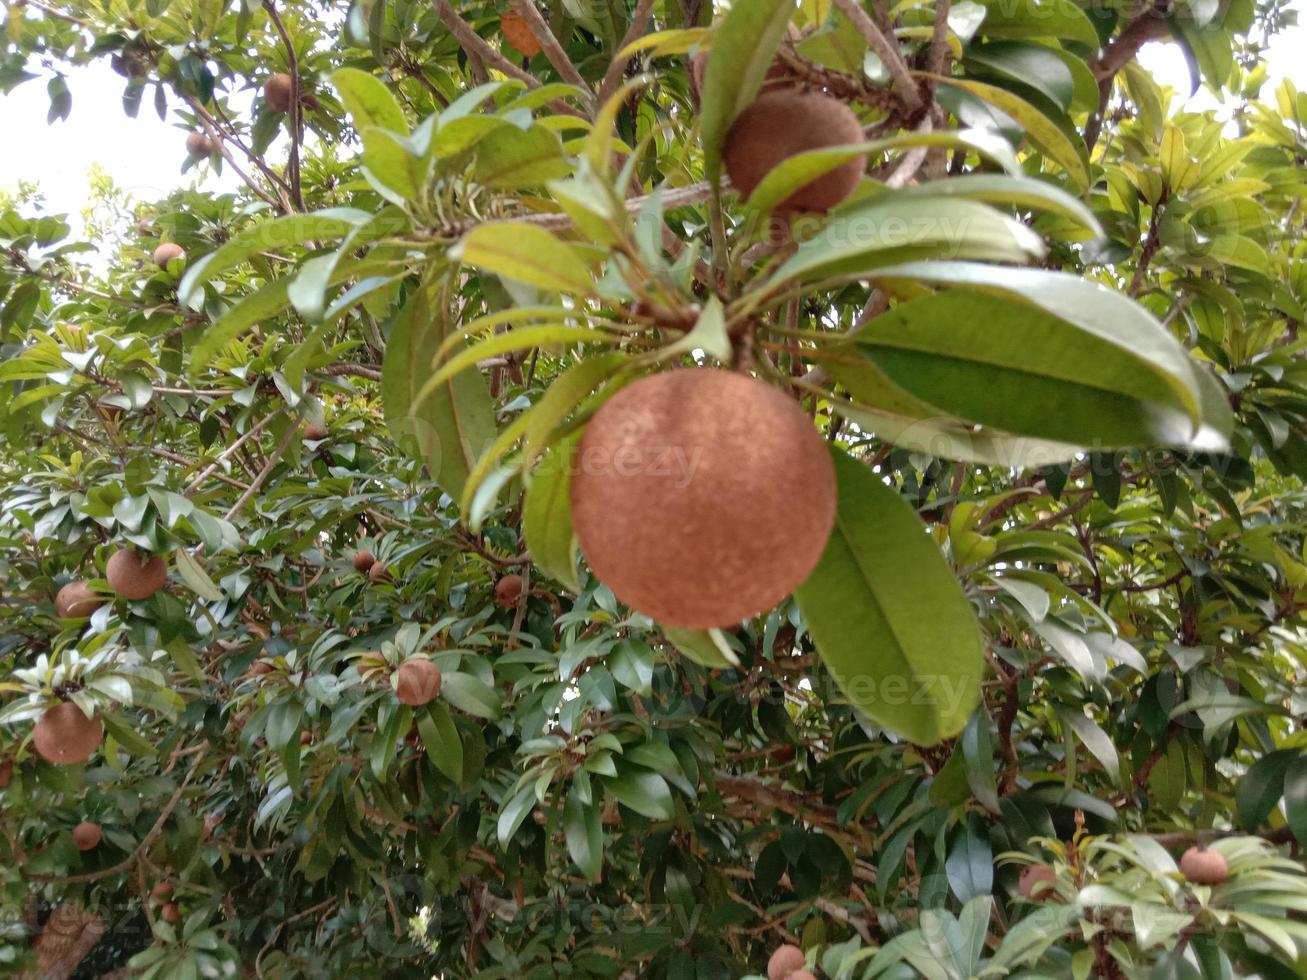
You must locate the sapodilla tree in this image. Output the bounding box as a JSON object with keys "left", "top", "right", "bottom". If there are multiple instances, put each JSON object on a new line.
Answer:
{"left": 570, "top": 369, "right": 837, "bottom": 629}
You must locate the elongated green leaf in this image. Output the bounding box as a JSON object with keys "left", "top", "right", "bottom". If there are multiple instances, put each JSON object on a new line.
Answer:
{"left": 439, "top": 671, "right": 502, "bottom": 719}
{"left": 946, "top": 814, "right": 993, "bottom": 902}
{"left": 896, "top": 173, "right": 1101, "bottom": 238}
{"left": 173, "top": 548, "right": 223, "bottom": 601}
{"left": 421, "top": 325, "right": 619, "bottom": 402}
{"left": 331, "top": 66, "right": 409, "bottom": 135}
{"left": 662, "top": 627, "right": 740, "bottom": 669}
{"left": 416, "top": 701, "right": 463, "bottom": 783}
{"left": 604, "top": 768, "right": 674, "bottom": 819}
{"left": 974, "top": 0, "right": 1100, "bottom": 46}
{"left": 382, "top": 283, "right": 497, "bottom": 501}
{"left": 472, "top": 125, "right": 572, "bottom": 189}
{"left": 178, "top": 210, "right": 370, "bottom": 307}
{"left": 794, "top": 447, "right": 983, "bottom": 745}
{"left": 564, "top": 779, "right": 603, "bottom": 879}
{"left": 452, "top": 222, "right": 595, "bottom": 295}
{"left": 699, "top": 0, "right": 794, "bottom": 182}
{"left": 932, "top": 76, "right": 1089, "bottom": 190}
{"left": 1284, "top": 756, "right": 1307, "bottom": 848}
{"left": 191, "top": 279, "right": 290, "bottom": 371}
{"left": 524, "top": 432, "right": 583, "bottom": 592}
{"left": 497, "top": 786, "right": 536, "bottom": 847}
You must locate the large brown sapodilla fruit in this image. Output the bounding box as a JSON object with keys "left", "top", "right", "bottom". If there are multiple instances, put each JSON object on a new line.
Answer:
{"left": 106, "top": 549, "right": 168, "bottom": 600}
{"left": 33, "top": 701, "right": 103, "bottom": 765}
{"left": 724, "top": 90, "right": 866, "bottom": 213}
{"left": 153, "top": 242, "right": 185, "bottom": 269}
{"left": 72, "top": 821, "right": 102, "bottom": 850}
{"left": 185, "top": 132, "right": 215, "bottom": 159}
{"left": 56, "top": 581, "right": 103, "bottom": 619}
{"left": 395, "top": 659, "right": 442, "bottom": 706}
{"left": 264, "top": 73, "right": 318, "bottom": 113}
{"left": 1180, "top": 846, "right": 1228, "bottom": 885}
{"left": 767, "top": 944, "right": 806, "bottom": 980}
{"left": 352, "top": 550, "right": 376, "bottom": 573}
{"left": 500, "top": 11, "right": 541, "bottom": 57}
{"left": 1018, "top": 863, "right": 1057, "bottom": 899}
{"left": 570, "top": 369, "right": 836, "bottom": 629}
{"left": 494, "top": 574, "right": 525, "bottom": 608}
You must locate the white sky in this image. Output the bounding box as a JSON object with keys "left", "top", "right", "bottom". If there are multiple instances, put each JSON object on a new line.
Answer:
{"left": 1, "top": 7, "right": 1304, "bottom": 226}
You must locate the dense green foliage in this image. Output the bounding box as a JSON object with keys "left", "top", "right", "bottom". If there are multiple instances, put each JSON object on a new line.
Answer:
{"left": 3, "top": 0, "right": 1307, "bottom": 977}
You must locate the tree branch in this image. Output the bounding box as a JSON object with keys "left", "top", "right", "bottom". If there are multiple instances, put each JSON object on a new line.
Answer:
{"left": 598, "top": 0, "right": 656, "bottom": 106}
{"left": 508, "top": 0, "right": 590, "bottom": 94}
{"left": 832, "top": 0, "right": 923, "bottom": 113}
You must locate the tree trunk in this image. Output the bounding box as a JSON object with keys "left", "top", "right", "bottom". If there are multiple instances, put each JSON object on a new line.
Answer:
{"left": 18, "top": 903, "right": 105, "bottom": 980}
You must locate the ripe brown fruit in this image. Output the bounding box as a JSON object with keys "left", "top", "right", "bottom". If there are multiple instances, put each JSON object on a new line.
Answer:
{"left": 160, "top": 901, "right": 181, "bottom": 924}
{"left": 352, "top": 550, "right": 376, "bottom": 572}
{"left": 264, "top": 73, "right": 318, "bottom": 113}
{"left": 185, "top": 132, "right": 215, "bottom": 159}
{"left": 72, "top": 821, "right": 102, "bottom": 851}
{"left": 153, "top": 242, "right": 185, "bottom": 268}
{"left": 396, "top": 659, "right": 442, "bottom": 706}
{"left": 494, "top": 574, "right": 525, "bottom": 608}
{"left": 368, "top": 560, "right": 390, "bottom": 582}
{"left": 1180, "top": 846, "right": 1229, "bottom": 885}
{"left": 500, "top": 11, "right": 541, "bottom": 57}
{"left": 1018, "top": 863, "right": 1058, "bottom": 899}
{"left": 33, "top": 701, "right": 103, "bottom": 765}
{"left": 570, "top": 369, "right": 836, "bottom": 628}
{"left": 303, "top": 423, "right": 328, "bottom": 441}
{"left": 724, "top": 90, "right": 866, "bottom": 213}
{"left": 106, "top": 549, "right": 168, "bottom": 600}
{"left": 55, "top": 581, "right": 103, "bottom": 619}
{"left": 768, "top": 944, "right": 806, "bottom": 980}
{"left": 151, "top": 880, "right": 173, "bottom": 901}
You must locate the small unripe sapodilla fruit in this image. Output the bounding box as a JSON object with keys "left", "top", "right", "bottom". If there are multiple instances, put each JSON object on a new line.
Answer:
{"left": 500, "top": 11, "right": 541, "bottom": 57}
{"left": 395, "top": 659, "right": 442, "bottom": 706}
{"left": 153, "top": 242, "right": 185, "bottom": 268}
{"left": 1180, "top": 846, "right": 1228, "bottom": 885}
{"left": 724, "top": 90, "right": 866, "bottom": 213}
{"left": 768, "top": 944, "right": 806, "bottom": 980}
{"left": 56, "top": 581, "right": 103, "bottom": 619}
{"left": 106, "top": 549, "right": 168, "bottom": 600}
{"left": 72, "top": 821, "right": 102, "bottom": 850}
{"left": 151, "top": 880, "right": 173, "bottom": 901}
{"left": 185, "top": 132, "right": 215, "bottom": 158}
{"left": 33, "top": 701, "right": 103, "bottom": 765}
{"left": 352, "top": 550, "right": 376, "bottom": 572}
{"left": 368, "top": 560, "right": 390, "bottom": 582}
{"left": 570, "top": 370, "right": 837, "bottom": 629}
{"left": 264, "top": 73, "right": 318, "bottom": 113}
{"left": 160, "top": 901, "right": 181, "bottom": 924}
{"left": 303, "top": 423, "right": 328, "bottom": 441}
{"left": 1018, "top": 863, "right": 1057, "bottom": 899}
{"left": 494, "top": 574, "right": 525, "bottom": 608}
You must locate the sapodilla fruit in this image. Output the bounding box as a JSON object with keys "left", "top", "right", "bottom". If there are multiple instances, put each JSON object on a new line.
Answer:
{"left": 185, "top": 132, "right": 215, "bottom": 158}
{"left": 72, "top": 821, "right": 102, "bottom": 850}
{"left": 56, "top": 581, "right": 103, "bottom": 619}
{"left": 352, "top": 550, "right": 376, "bottom": 573}
{"left": 724, "top": 90, "right": 866, "bottom": 213}
{"left": 151, "top": 880, "right": 173, "bottom": 901}
{"left": 33, "top": 701, "right": 103, "bottom": 765}
{"left": 395, "top": 659, "right": 441, "bottom": 706}
{"left": 1018, "top": 863, "right": 1057, "bottom": 899}
{"left": 1180, "top": 846, "right": 1228, "bottom": 885}
{"left": 570, "top": 369, "right": 836, "bottom": 629}
{"left": 500, "top": 11, "right": 541, "bottom": 57}
{"left": 494, "top": 574, "right": 525, "bottom": 608}
{"left": 767, "top": 944, "right": 806, "bottom": 980}
{"left": 106, "top": 549, "right": 168, "bottom": 600}
{"left": 264, "top": 73, "right": 319, "bottom": 113}
{"left": 368, "top": 560, "right": 390, "bottom": 582}
{"left": 303, "top": 423, "right": 328, "bottom": 441}
{"left": 789, "top": 973, "right": 817, "bottom": 980}
{"left": 153, "top": 242, "right": 185, "bottom": 268}
{"left": 160, "top": 901, "right": 181, "bottom": 924}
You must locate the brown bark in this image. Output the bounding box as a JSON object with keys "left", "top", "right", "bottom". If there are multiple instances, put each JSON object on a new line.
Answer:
{"left": 19, "top": 903, "right": 105, "bottom": 980}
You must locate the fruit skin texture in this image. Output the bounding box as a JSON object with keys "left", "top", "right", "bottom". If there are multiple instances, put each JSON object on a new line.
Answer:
{"left": 768, "top": 944, "right": 806, "bottom": 980}
{"left": 1180, "top": 846, "right": 1229, "bottom": 885}
{"left": 494, "top": 574, "right": 525, "bottom": 608}
{"left": 72, "top": 821, "right": 102, "bottom": 850}
{"left": 395, "top": 660, "right": 442, "bottom": 706}
{"left": 724, "top": 90, "right": 866, "bottom": 213}
{"left": 500, "top": 11, "right": 541, "bottom": 57}
{"left": 1018, "top": 863, "right": 1058, "bottom": 899}
{"left": 106, "top": 549, "right": 168, "bottom": 600}
{"left": 185, "top": 132, "right": 215, "bottom": 158}
{"left": 570, "top": 369, "right": 837, "bottom": 629}
{"left": 33, "top": 702, "right": 103, "bottom": 765}
{"left": 788, "top": 973, "right": 817, "bottom": 980}
{"left": 56, "top": 581, "right": 103, "bottom": 619}
{"left": 352, "top": 550, "right": 376, "bottom": 572}
{"left": 153, "top": 242, "right": 185, "bottom": 268}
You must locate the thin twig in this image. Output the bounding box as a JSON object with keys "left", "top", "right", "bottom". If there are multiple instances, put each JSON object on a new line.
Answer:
{"left": 598, "top": 0, "right": 656, "bottom": 106}
{"left": 509, "top": 0, "right": 590, "bottom": 93}
{"left": 224, "top": 422, "right": 300, "bottom": 520}
{"left": 262, "top": 0, "right": 305, "bottom": 210}
{"left": 833, "top": 0, "right": 922, "bottom": 112}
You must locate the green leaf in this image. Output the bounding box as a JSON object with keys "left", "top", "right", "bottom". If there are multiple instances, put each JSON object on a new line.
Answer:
{"left": 945, "top": 813, "right": 993, "bottom": 903}
{"left": 452, "top": 222, "right": 595, "bottom": 295}
{"left": 497, "top": 786, "right": 536, "bottom": 847}
{"left": 564, "top": 779, "right": 604, "bottom": 879}
{"left": 331, "top": 67, "right": 409, "bottom": 135}
{"left": 524, "top": 433, "right": 583, "bottom": 592}
{"left": 1237, "top": 749, "right": 1296, "bottom": 831}
{"left": 172, "top": 548, "right": 223, "bottom": 601}
{"left": 966, "top": 41, "right": 1075, "bottom": 111}
{"left": 1285, "top": 756, "right": 1307, "bottom": 847}
{"left": 931, "top": 76, "right": 1089, "bottom": 190}
{"left": 699, "top": 0, "right": 794, "bottom": 182}
{"left": 361, "top": 127, "right": 424, "bottom": 203}
{"left": 896, "top": 173, "right": 1101, "bottom": 239}
{"left": 961, "top": 710, "right": 1000, "bottom": 813}
{"left": 974, "top": 0, "right": 1100, "bottom": 46}
{"left": 473, "top": 125, "right": 572, "bottom": 189}
{"left": 417, "top": 701, "right": 463, "bottom": 783}
{"left": 662, "top": 627, "right": 740, "bottom": 669}
{"left": 604, "top": 768, "right": 674, "bottom": 819}
{"left": 381, "top": 282, "right": 497, "bottom": 502}
{"left": 439, "top": 671, "right": 502, "bottom": 720}
{"left": 794, "top": 447, "right": 984, "bottom": 745}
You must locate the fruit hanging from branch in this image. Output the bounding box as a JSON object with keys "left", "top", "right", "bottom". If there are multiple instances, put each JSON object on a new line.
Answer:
{"left": 72, "top": 821, "right": 101, "bottom": 850}
{"left": 32, "top": 702, "right": 103, "bottom": 766}
{"left": 55, "top": 581, "right": 102, "bottom": 619}
{"left": 106, "top": 549, "right": 168, "bottom": 600}
{"left": 395, "top": 659, "right": 441, "bottom": 706}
